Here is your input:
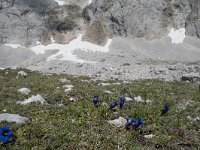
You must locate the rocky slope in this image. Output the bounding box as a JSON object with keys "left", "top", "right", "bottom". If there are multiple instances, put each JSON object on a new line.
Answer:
{"left": 0, "top": 0, "right": 200, "bottom": 82}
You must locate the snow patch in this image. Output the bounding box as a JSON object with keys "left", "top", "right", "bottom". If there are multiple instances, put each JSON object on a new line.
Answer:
{"left": 88, "top": 0, "right": 92, "bottom": 4}
{"left": 4, "top": 44, "right": 24, "bottom": 49}
{"left": 0, "top": 113, "right": 29, "bottom": 125}
{"left": 54, "top": 0, "right": 66, "bottom": 5}
{"left": 168, "top": 28, "right": 186, "bottom": 44}
{"left": 30, "top": 34, "right": 112, "bottom": 63}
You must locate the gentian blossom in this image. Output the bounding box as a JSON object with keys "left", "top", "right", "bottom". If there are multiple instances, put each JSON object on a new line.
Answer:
{"left": 109, "top": 101, "right": 119, "bottom": 110}
{"left": 132, "top": 117, "right": 144, "bottom": 129}
{"left": 93, "top": 96, "right": 99, "bottom": 107}
{"left": 0, "top": 125, "right": 13, "bottom": 143}
{"left": 125, "top": 116, "right": 136, "bottom": 129}
{"left": 161, "top": 104, "right": 170, "bottom": 115}
{"left": 119, "top": 96, "right": 126, "bottom": 109}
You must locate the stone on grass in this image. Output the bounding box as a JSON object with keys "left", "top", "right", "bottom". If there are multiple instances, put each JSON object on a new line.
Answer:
{"left": 60, "top": 78, "right": 70, "bottom": 83}
{"left": 146, "top": 100, "right": 153, "bottom": 103}
{"left": 187, "top": 116, "right": 200, "bottom": 122}
{"left": 108, "top": 117, "right": 127, "bottom": 127}
{"left": 113, "top": 82, "right": 121, "bottom": 85}
{"left": 144, "top": 134, "right": 154, "bottom": 139}
{"left": 81, "top": 80, "right": 90, "bottom": 83}
{"left": 17, "top": 88, "right": 31, "bottom": 95}
{"left": 69, "top": 96, "right": 78, "bottom": 102}
{"left": 134, "top": 96, "right": 145, "bottom": 102}
{"left": 125, "top": 97, "right": 133, "bottom": 101}
{"left": 63, "top": 85, "right": 74, "bottom": 93}
{"left": 17, "top": 94, "right": 46, "bottom": 105}
{"left": 105, "top": 90, "right": 113, "bottom": 94}
{"left": 102, "top": 102, "right": 108, "bottom": 106}
{"left": 98, "top": 83, "right": 111, "bottom": 86}
{"left": 0, "top": 113, "right": 29, "bottom": 125}
{"left": 17, "top": 71, "right": 27, "bottom": 78}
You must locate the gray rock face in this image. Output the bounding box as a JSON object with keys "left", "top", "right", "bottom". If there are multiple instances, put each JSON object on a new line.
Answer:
{"left": 83, "top": 0, "right": 200, "bottom": 39}
{"left": 185, "top": 0, "right": 200, "bottom": 38}
{"left": 1, "top": 0, "right": 199, "bottom": 46}
{"left": 0, "top": 0, "right": 84, "bottom": 46}
{"left": 0, "top": 0, "right": 57, "bottom": 46}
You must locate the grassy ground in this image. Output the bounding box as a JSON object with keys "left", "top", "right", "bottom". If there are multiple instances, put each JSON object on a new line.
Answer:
{"left": 0, "top": 68, "right": 199, "bottom": 150}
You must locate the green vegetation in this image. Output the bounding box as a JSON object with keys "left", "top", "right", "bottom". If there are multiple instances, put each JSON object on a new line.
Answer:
{"left": 0, "top": 68, "right": 199, "bottom": 149}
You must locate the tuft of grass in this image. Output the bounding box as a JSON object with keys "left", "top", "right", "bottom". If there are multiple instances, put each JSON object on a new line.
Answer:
{"left": 0, "top": 68, "right": 200, "bottom": 149}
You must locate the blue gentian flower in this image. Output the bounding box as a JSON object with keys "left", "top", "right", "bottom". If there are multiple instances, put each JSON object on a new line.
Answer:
{"left": 161, "top": 104, "right": 170, "bottom": 115}
{"left": 93, "top": 96, "right": 99, "bottom": 107}
{"left": 125, "top": 116, "right": 136, "bottom": 129}
{"left": 0, "top": 125, "right": 13, "bottom": 143}
{"left": 132, "top": 117, "right": 144, "bottom": 129}
{"left": 119, "top": 96, "right": 126, "bottom": 109}
{"left": 109, "top": 101, "right": 119, "bottom": 110}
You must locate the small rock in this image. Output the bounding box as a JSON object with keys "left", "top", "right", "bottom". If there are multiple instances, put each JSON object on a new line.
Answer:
{"left": 146, "top": 100, "right": 153, "bottom": 103}
{"left": 2, "top": 109, "right": 6, "bottom": 112}
{"left": 81, "top": 80, "right": 90, "bottom": 82}
{"left": 17, "top": 88, "right": 31, "bottom": 95}
{"left": 17, "top": 94, "right": 46, "bottom": 105}
{"left": 187, "top": 116, "right": 200, "bottom": 122}
{"left": 181, "top": 72, "right": 200, "bottom": 82}
{"left": 102, "top": 102, "right": 108, "bottom": 106}
{"left": 17, "top": 71, "right": 27, "bottom": 78}
{"left": 0, "top": 113, "right": 29, "bottom": 125}
{"left": 60, "top": 78, "right": 70, "bottom": 83}
{"left": 98, "top": 83, "right": 111, "bottom": 86}
{"left": 63, "top": 85, "right": 74, "bottom": 93}
{"left": 125, "top": 97, "right": 133, "bottom": 101}
{"left": 122, "top": 63, "right": 131, "bottom": 66}
{"left": 77, "top": 63, "right": 83, "bottom": 67}
{"left": 58, "top": 103, "right": 64, "bottom": 107}
{"left": 100, "top": 58, "right": 106, "bottom": 62}
{"left": 108, "top": 117, "right": 127, "bottom": 127}
{"left": 134, "top": 96, "right": 145, "bottom": 102}
{"left": 69, "top": 96, "right": 78, "bottom": 102}
{"left": 113, "top": 82, "right": 121, "bottom": 85}
{"left": 105, "top": 90, "right": 113, "bottom": 94}
{"left": 144, "top": 134, "right": 154, "bottom": 139}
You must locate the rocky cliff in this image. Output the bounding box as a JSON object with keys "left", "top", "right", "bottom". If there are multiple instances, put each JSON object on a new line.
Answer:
{"left": 83, "top": 0, "right": 200, "bottom": 40}
{"left": 0, "top": 0, "right": 85, "bottom": 46}
{"left": 0, "top": 0, "right": 199, "bottom": 46}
